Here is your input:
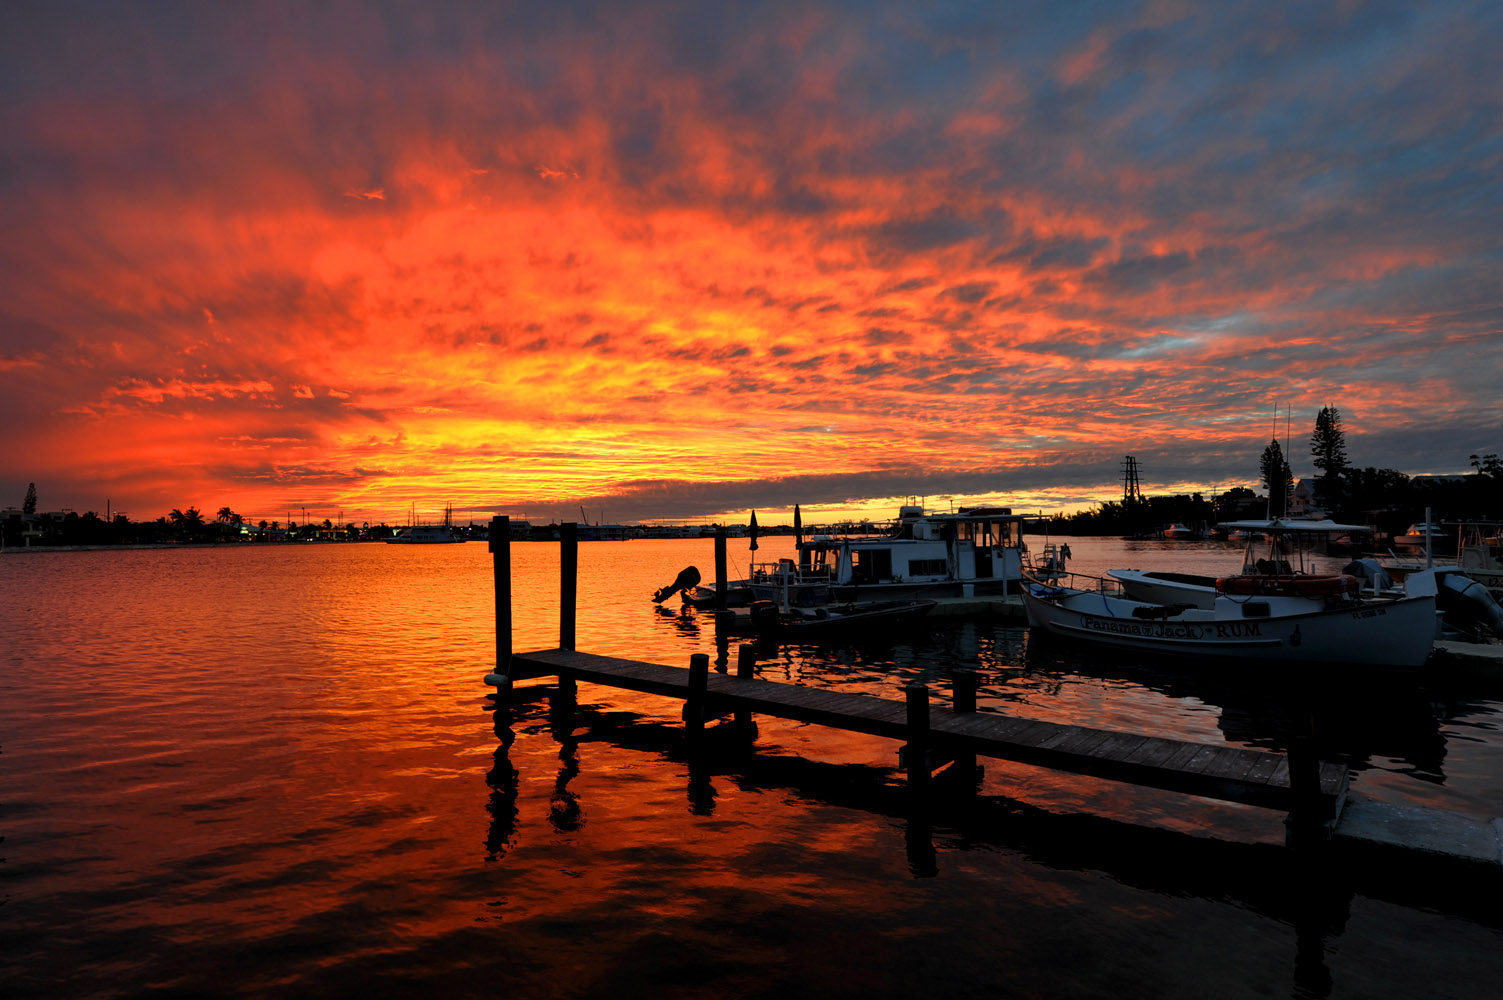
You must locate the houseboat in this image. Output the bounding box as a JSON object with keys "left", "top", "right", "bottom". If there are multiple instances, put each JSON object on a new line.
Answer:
{"left": 798, "top": 503, "right": 1039, "bottom": 602}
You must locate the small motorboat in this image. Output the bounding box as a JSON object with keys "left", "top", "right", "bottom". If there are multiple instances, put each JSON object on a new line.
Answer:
{"left": 727, "top": 599, "right": 938, "bottom": 640}
{"left": 385, "top": 524, "right": 464, "bottom": 544}
{"left": 1393, "top": 522, "right": 1448, "bottom": 551}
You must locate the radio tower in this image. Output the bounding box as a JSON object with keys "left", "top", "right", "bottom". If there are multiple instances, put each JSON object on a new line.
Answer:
{"left": 1122, "top": 455, "right": 1144, "bottom": 503}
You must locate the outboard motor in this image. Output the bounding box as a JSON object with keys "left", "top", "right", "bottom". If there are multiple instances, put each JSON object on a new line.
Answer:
{"left": 1343, "top": 558, "right": 1394, "bottom": 594}
{"left": 1435, "top": 569, "right": 1503, "bottom": 639}
{"left": 652, "top": 565, "right": 701, "bottom": 604}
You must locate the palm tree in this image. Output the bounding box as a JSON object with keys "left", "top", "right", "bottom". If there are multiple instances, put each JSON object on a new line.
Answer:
{"left": 216, "top": 506, "right": 233, "bottom": 524}
{"left": 168, "top": 506, "right": 205, "bottom": 540}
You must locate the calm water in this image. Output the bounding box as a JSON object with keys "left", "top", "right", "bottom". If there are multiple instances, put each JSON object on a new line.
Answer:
{"left": 2, "top": 537, "right": 1500, "bottom": 998}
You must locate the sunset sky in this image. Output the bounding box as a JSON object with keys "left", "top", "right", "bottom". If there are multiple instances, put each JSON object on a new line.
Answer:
{"left": 3, "top": 2, "right": 1500, "bottom": 526}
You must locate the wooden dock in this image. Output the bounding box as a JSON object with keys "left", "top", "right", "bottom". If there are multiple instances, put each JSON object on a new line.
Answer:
{"left": 499, "top": 647, "right": 1347, "bottom": 821}
{"left": 483, "top": 517, "right": 1503, "bottom": 867}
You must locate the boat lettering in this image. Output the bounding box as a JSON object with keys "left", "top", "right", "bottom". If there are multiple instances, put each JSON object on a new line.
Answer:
{"left": 1214, "top": 622, "right": 1262, "bottom": 638}
{"left": 1081, "top": 616, "right": 1205, "bottom": 640}
{"left": 1351, "top": 607, "right": 1387, "bottom": 620}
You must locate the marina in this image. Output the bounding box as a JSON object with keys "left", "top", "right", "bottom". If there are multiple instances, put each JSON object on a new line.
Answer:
{"left": 8, "top": 6, "right": 1503, "bottom": 998}
{"left": 5, "top": 533, "right": 1503, "bottom": 998}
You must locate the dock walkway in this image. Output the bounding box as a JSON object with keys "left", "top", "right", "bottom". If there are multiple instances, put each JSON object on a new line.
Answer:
{"left": 506, "top": 648, "right": 1347, "bottom": 818}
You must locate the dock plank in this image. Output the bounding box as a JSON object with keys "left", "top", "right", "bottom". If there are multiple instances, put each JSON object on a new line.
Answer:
{"left": 1093, "top": 733, "right": 1153, "bottom": 763}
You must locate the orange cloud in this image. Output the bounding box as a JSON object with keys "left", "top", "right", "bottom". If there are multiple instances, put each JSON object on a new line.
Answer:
{"left": 1, "top": 4, "right": 1498, "bottom": 524}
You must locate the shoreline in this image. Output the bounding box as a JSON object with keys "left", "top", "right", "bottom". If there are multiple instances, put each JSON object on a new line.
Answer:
{"left": 0, "top": 540, "right": 386, "bottom": 553}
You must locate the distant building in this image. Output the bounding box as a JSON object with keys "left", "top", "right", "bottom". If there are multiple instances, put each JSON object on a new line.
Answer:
{"left": 1, "top": 507, "right": 44, "bottom": 546}
{"left": 1289, "top": 478, "right": 1322, "bottom": 518}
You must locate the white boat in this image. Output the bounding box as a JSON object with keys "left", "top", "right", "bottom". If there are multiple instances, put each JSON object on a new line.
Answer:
{"left": 1109, "top": 519, "right": 1379, "bottom": 610}
{"left": 1023, "top": 568, "right": 1438, "bottom": 669}
{"left": 385, "top": 524, "right": 463, "bottom": 544}
{"left": 1393, "top": 522, "right": 1447, "bottom": 550}
{"left": 1457, "top": 522, "right": 1503, "bottom": 596}
{"left": 682, "top": 558, "right": 831, "bottom": 609}
{"left": 1161, "top": 523, "right": 1197, "bottom": 540}
{"left": 800, "top": 503, "right": 1038, "bottom": 601}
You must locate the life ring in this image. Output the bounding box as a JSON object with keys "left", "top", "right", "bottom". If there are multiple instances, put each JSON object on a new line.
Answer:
{"left": 1216, "top": 574, "right": 1359, "bottom": 599}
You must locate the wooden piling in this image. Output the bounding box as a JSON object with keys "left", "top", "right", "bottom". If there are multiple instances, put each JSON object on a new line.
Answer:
{"left": 1286, "top": 733, "right": 1330, "bottom": 848}
{"left": 952, "top": 668, "right": 977, "bottom": 714}
{"left": 560, "top": 522, "right": 578, "bottom": 651}
{"left": 904, "top": 682, "right": 931, "bottom": 793}
{"left": 486, "top": 516, "right": 512, "bottom": 691}
{"left": 951, "top": 669, "right": 979, "bottom": 783}
{"left": 1284, "top": 698, "right": 1336, "bottom": 848}
{"left": 734, "top": 643, "right": 757, "bottom": 735}
{"left": 686, "top": 652, "right": 710, "bottom": 736}
{"left": 714, "top": 528, "right": 728, "bottom": 612}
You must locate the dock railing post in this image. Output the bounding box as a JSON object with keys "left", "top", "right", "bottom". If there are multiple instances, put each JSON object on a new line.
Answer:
{"left": 904, "top": 682, "right": 931, "bottom": 795}
{"left": 485, "top": 516, "right": 512, "bottom": 693}
{"left": 734, "top": 643, "right": 757, "bottom": 737}
{"left": 686, "top": 652, "right": 710, "bottom": 737}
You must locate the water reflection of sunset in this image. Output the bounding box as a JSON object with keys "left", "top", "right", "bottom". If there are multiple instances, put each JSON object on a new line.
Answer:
{"left": 4, "top": 5, "right": 1499, "bottom": 524}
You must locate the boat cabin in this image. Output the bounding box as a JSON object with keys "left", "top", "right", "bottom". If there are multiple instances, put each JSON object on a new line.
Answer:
{"left": 802, "top": 504, "right": 1036, "bottom": 598}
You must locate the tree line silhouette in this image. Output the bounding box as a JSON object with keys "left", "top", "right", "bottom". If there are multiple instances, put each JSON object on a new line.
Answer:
{"left": 2, "top": 491, "right": 413, "bottom": 547}
{"left": 1043, "top": 408, "right": 1501, "bottom": 537}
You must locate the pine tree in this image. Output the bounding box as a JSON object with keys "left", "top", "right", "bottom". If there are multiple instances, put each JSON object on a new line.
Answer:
{"left": 23, "top": 482, "right": 37, "bottom": 515}
{"left": 1259, "top": 440, "right": 1292, "bottom": 516}
{"left": 1310, "top": 406, "right": 1350, "bottom": 513}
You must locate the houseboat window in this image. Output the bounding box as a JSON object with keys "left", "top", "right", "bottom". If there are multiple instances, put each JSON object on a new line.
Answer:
{"left": 909, "top": 558, "right": 947, "bottom": 576}
{"left": 852, "top": 548, "right": 892, "bottom": 583}
{"left": 1242, "top": 602, "right": 1271, "bottom": 618}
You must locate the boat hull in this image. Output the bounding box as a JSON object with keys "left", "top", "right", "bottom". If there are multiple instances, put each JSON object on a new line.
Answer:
{"left": 721, "top": 599, "right": 938, "bottom": 640}
{"left": 1023, "top": 585, "right": 1436, "bottom": 668}
{"left": 829, "top": 578, "right": 1017, "bottom": 602}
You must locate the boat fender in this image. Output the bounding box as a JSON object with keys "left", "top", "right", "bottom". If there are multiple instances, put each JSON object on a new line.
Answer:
{"left": 1217, "top": 574, "right": 1359, "bottom": 599}
{"left": 749, "top": 600, "right": 780, "bottom": 627}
